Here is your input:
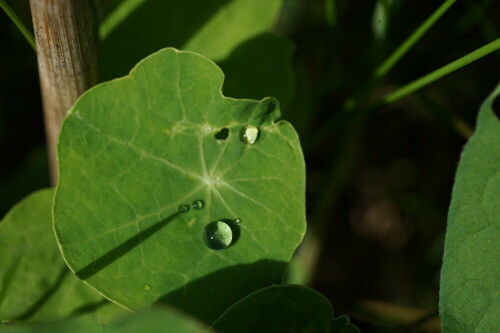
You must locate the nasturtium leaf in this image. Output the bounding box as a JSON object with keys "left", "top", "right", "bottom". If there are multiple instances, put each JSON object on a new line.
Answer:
{"left": 6, "top": 307, "right": 210, "bottom": 333}
{"left": 54, "top": 48, "right": 306, "bottom": 324}
{"left": 211, "top": 285, "right": 333, "bottom": 333}
{"left": 0, "top": 190, "right": 125, "bottom": 322}
{"left": 440, "top": 83, "right": 500, "bottom": 332}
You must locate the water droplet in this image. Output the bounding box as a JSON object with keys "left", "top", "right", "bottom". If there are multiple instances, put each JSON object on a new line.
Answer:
{"left": 203, "top": 221, "right": 233, "bottom": 250}
{"left": 192, "top": 200, "right": 205, "bottom": 210}
{"left": 234, "top": 218, "right": 241, "bottom": 225}
{"left": 143, "top": 284, "right": 151, "bottom": 291}
{"left": 239, "top": 125, "right": 259, "bottom": 144}
{"left": 178, "top": 205, "right": 190, "bottom": 213}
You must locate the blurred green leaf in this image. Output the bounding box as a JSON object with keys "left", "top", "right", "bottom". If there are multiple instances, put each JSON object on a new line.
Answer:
{"left": 5, "top": 307, "right": 210, "bottom": 333}
{"left": 99, "top": 0, "right": 294, "bottom": 109}
{"left": 99, "top": 0, "right": 283, "bottom": 79}
{"left": 54, "top": 48, "right": 306, "bottom": 324}
{"left": 0, "top": 190, "right": 126, "bottom": 323}
{"left": 440, "top": 82, "right": 500, "bottom": 332}
{"left": 372, "top": 0, "right": 392, "bottom": 41}
{"left": 212, "top": 284, "right": 334, "bottom": 333}
{"left": 330, "top": 315, "right": 361, "bottom": 333}
{"left": 218, "top": 32, "right": 295, "bottom": 107}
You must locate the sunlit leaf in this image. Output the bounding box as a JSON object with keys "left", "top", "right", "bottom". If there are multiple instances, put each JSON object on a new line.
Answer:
{"left": 54, "top": 48, "right": 306, "bottom": 324}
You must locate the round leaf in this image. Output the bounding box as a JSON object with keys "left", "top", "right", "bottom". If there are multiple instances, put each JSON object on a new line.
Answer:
{"left": 54, "top": 48, "right": 306, "bottom": 324}
{"left": 211, "top": 285, "right": 334, "bottom": 333}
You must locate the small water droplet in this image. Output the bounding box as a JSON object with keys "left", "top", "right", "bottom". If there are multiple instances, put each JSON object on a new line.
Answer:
{"left": 203, "top": 221, "right": 233, "bottom": 250}
{"left": 178, "top": 205, "right": 190, "bottom": 213}
{"left": 234, "top": 218, "right": 241, "bottom": 225}
{"left": 143, "top": 284, "right": 151, "bottom": 291}
{"left": 192, "top": 200, "right": 205, "bottom": 210}
{"left": 239, "top": 125, "right": 259, "bottom": 144}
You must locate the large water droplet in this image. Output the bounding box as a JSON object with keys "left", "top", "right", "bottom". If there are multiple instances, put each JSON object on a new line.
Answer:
{"left": 143, "top": 284, "right": 151, "bottom": 291}
{"left": 178, "top": 205, "right": 190, "bottom": 213}
{"left": 203, "top": 221, "right": 233, "bottom": 250}
{"left": 239, "top": 125, "right": 259, "bottom": 144}
{"left": 192, "top": 200, "right": 205, "bottom": 210}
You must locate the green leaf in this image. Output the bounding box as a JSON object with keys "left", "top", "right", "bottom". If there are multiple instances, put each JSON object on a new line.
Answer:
{"left": 99, "top": 0, "right": 283, "bottom": 79}
{"left": 330, "top": 315, "right": 361, "bottom": 333}
{"left": 54, "top": 48, "right": 306, "bottom": 324}
{"left": 0, "top": 190, "right": 125, "bottom": 322}
{"left": 211, "top": 285, "right": 333, "bottom": 333}
{"left": 440, "top": 82, "right": 500, "bottom": 332}
{"left": 218, "top": 33, "right": 295, "bottom": 108}
{"left": 6, "top": 307, "right": 210, "bottom": 333}
{"left": 98, "top": 0, "right": 293, "bottom": 109}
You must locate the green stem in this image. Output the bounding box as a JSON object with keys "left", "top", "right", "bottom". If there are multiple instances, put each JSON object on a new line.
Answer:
{"left": 375, "top": 0, "right": 456, "bottom": 79}
{"left": 0, "top": 0, "right": 36, "bottom": 51}
{"left": 325, "top": 0, "right": 336, "bottom": 28}
{"left": 381, "top": 38, "right": 500, "bottom": 105}
{"left": 308, "top": 0, "right": 457, "bottom": 152}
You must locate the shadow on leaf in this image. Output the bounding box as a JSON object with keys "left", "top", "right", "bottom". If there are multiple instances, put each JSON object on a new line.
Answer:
{"left": 157, "top": 259, "right": 288, "bottom": 325}
{"left": 75, "top": 212, "right": 180, "bottom": 280}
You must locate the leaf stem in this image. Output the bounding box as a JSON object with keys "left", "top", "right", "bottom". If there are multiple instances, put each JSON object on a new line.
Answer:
{"left": 374, "top": 0, "right": 456, "bottom": 79}
{"left": 0, "top": 0, "right": 36, "bottom": 51}
{"left": 324, "top": 0, "right": 336, "bottom": 28}
{"left": 381, "top": 38, "right": 500, "bottom": 105}
{"left": 308, "top": 0, "right": 456, "bottom": 152}
{"left": 29, "top": 0, "right": 98, "bottom": 184}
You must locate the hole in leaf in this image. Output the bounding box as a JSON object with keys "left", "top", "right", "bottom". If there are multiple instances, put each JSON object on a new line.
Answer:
{"left": 214, "top": 128, "right": 229, "bottom": 140}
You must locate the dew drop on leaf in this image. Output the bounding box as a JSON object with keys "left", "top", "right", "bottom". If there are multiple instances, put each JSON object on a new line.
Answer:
{"left": 239, "top": 125, "right": 259, "bottom": 144}
{"left": 143, "top": 284, "right": 151, "bottom": 291}
{"left": 192, "top": 200, "right": 205, "bottom": 210}
{"left": 203, "top": 221, "right": 233, "bottom": 250}
{"left": 178, "top": 205, "right": 190, "bottom": 213}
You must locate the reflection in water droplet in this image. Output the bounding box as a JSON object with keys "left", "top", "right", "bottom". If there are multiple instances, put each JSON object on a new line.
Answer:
{"left": 192, "top": 200, "right": 205, "bottom": 210}
{"left": 239, "top": 125, "right": 259, "bottom": 144}
{"left": 203, "top": 221, "right": 233, "bottom": 250}
{"left": 178, "top": 205, "right": 190, "bottom": 213}
{"left": 143, "top": 284, "right": 151, "bottom": 291}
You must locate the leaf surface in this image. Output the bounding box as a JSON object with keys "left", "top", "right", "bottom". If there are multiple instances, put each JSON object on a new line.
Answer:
{"left": 212, "top": 284, "right": 333, "bottom": 333}
{"left": 54, "top": 48, "right": 305, "bottom": 324}
{"left": 0, "top": 190, "right": 124, "bottom": 322}
{"left": 440, "top": 82, "right": 500, "bottom": 332}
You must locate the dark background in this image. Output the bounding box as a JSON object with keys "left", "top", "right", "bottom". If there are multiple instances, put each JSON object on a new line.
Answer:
{"left": 1, "top": 0, "right": 499, "bottom": 332}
